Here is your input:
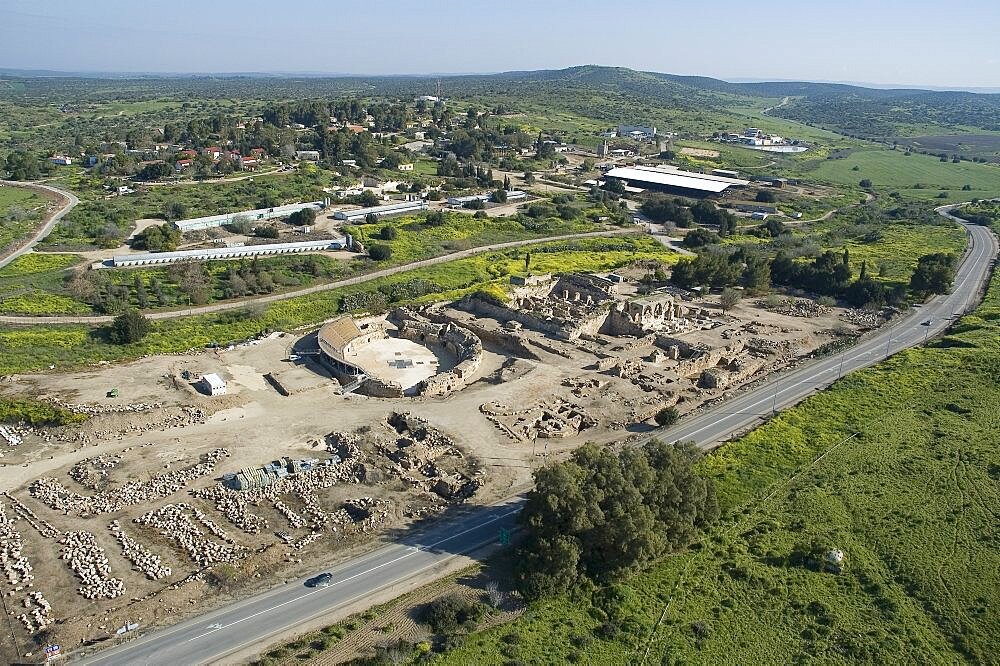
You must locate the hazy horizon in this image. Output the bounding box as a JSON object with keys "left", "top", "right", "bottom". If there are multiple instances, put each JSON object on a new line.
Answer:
{"left": 1, "top": 0, "right": 998, "bottom": 89}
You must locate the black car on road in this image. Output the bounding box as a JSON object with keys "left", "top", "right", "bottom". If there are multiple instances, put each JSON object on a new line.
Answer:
{"left": 305, "top": 573, "right": 334, "bottom": 588}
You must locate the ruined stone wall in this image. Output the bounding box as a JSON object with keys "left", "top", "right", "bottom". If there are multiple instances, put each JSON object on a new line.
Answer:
{"left": 427, "top": 312, "right": 540, "bottom": 361}
{"left": 459, "top": 297, "right": 565, "bottom": 336}
{"left": 359, "top": 376, "right": 404, "bottom": 398}
{"left": 394, "top": 315, "right": 484, "bottom": 398}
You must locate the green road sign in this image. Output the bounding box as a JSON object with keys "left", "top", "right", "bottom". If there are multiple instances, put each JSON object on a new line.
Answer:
{"left": 499, "top": 527, "right": 510, "bottom": 545}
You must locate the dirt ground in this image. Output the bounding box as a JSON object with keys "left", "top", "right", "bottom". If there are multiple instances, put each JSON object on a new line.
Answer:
{"left": 0, "top": 289, "right": 878, "bottom": 662}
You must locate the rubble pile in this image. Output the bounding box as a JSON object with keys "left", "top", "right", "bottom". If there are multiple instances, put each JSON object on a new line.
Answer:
{"left": 342, "top": 497, "right": 392, "bottom": 532}
{"left": 55, "top": 401, "right": 165, "bottom": 415}
{"left": 134, "top": 503, "right": 246, "bottom": 566}
{"left": 0, "top": 424, "right": 23, "bottom": 447}
{"left": 481, "top": 399, "right": 598, "bottom": 441}
{"left": 59, "top": 531, "right": 126, "bottom": 599}
{"left": 842, "top": 309, "right": 885, "bottom": 329}
{"left": 29, "top": 448, "right": 230, "bottom": 515}
{"left": 69, "top": 454, "right": 123, "bottom": 490}
{"left": 109, "top": 521, "right": 171, "bottom": 580}
{"left": 273, "top": 500, "right": 307, "bottom": 529}
{"left": 193, "top": 453, "right": 363, "bottom": 534}
{"left": 0, "top": 503, "right": 54, "bottom": 632}
{"left": 759, "top": 297, "right": 830, "bottom": 318}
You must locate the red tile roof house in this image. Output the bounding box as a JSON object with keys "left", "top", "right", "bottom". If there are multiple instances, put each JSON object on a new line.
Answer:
{"left": 174, "top": 159, "right": 194, "bottom": 170}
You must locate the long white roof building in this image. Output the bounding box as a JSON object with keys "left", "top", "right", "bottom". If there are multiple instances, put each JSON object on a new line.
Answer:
{"left": 603, "top": 165, "right": 750, "bottom": 197}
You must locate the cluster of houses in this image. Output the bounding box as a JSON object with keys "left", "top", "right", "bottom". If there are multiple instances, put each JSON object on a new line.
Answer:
{"left": 719, "top": 128, "right": 791, "bottom": 147}
{"left": 173, "top": 146, "right": 268, "bottom": 172}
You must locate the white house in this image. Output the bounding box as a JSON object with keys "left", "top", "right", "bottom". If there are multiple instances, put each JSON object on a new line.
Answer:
{"left": 397, "top": 163, "right": 414, "bottom": 172}
{"left": 198, "top": 373, "right": 227, "bottom": 396}
{"left": 50, "top": 156, "right": 73, "bottom": 166}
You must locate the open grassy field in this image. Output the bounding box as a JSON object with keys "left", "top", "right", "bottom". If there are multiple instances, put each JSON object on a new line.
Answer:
{"left": 726, "top": 217, "right": 967, "bottom": 287}
{"left": 0, "top": 253, "right": 90, "bottom": 315}
{"left": 345, "top": 211, "right": 595, "bottom": 264}
{"left": 0, "top": 235, "right": 673, "bottom": 374}
{"left": 0, "top": 185, "right": 46, "bottom": 251}
{"left": 840, "top": 223, "right": 967, "bottom": 282}
{"left": 801, "top": 148, "right": 1000, "bottom": 202}
{"left": 432, "top": 234, "right": 1000, "bottom": 665}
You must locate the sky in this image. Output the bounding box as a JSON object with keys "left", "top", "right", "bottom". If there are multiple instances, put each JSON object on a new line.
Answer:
{"left": 1, "top": 0, "right": 998, "bottom": 89}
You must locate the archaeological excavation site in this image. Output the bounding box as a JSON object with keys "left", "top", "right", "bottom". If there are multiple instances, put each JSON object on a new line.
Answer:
{"left": 0, "top": 268, "right": 889, "bottom": 660}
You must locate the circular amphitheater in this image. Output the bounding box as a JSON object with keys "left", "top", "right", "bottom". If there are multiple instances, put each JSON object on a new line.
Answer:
{"left": 316, "top": 313, "right": 483, "bottom": 398}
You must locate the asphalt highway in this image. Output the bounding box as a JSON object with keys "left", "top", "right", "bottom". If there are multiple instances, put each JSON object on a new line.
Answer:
{"left": 80, "top": 499, "right": 524, "bottom": 665}
{"left": 78, "top": 218, "right": 996, "bottom": 665}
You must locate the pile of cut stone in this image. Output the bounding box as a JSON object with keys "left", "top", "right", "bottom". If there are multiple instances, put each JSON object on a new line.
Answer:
{"left": 30, "top": 448, "right": 229, "bottom": 515}
{"left": 109, "top": 520, "right": 171, "bottom": 580}
{"left": 59, "top": 530, "right": 126, "bottom": 599}
{"left": 0, "top": 503, "right": 54, "bottom": 632}
{"left": 134, "top": 503, "right": 246, "bottom": 566}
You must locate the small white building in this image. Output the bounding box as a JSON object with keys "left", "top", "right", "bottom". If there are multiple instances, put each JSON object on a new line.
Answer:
{"left": 397, "top": 163, "right": 414, "bottom": 172}
{"left": 198, "top": 373, "right": 227, "bottom": 396}
{"left": 50, "top": 155, "right": 73, "bottom": 166}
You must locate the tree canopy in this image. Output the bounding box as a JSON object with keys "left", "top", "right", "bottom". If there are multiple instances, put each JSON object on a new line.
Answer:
{"left": 909, "top": 252, "right": 957, "bottom": 298}
{"left": 516, "top": 441, "right": 718, "bottom": 600}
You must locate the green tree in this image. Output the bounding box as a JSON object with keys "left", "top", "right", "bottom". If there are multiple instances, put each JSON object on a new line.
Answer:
{"left": 654, "top": 406, "right": 680, "bottom": 426}
{"left": 515, "top": 441, "right": 717, "bottom": 600}
{"left": 369, "top": 244, "right": 392, "bottom": 261}
{"left": 720, "top": 287, "right": 742, "bottom": 312}
{"left": 859, "top": 178, "right": 873, "bottom": 188}
{"left": 287, "top": 207, "right": 317, "bottom": 226}
{"left": 755, "top": 189, "right": 777, "bottom": 203}
{"left": 109, "top": 309, "right": 150, "bottom": 344}
{"left": 4, "top": 151, "right": 42, "bottom": 180}
{"left": 492, "top": 188, "right": 508, "bottom": 203}
{"left": 910, "top": 252, "right": 957, "bottom": 298}
{"left": 163, "top": 201, "right": 188, "bottom": 221}
{"left": 379, "top": 225, "right": 397, "bottom": 240}
{"left": 132, "top": 224, "right": 181, "bottom": 252}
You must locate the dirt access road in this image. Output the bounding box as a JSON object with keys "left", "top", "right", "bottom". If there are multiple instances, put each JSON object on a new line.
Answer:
{"left": 0, "top": 228, "right": 641, "bottom": 325}
{"left": 0, "top": 180, "right": 79, "bottom": 269}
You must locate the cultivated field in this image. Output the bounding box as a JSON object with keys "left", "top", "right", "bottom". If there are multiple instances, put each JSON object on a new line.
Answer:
{"left": 804, "top": 148, "right": 1000, "bottom": 202}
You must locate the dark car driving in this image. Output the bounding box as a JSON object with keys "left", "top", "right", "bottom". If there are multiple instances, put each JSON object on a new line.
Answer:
{"left": 305, "top": 572, "right": 334, "bottom": 588}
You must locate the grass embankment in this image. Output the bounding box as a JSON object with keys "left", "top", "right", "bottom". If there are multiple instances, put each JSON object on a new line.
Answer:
{"left": 0, "top": 235, "right": 673, "bottom": 374}
{"left": 0, "top": 185, "right": 46, "bottom": 252}
{"left": 804, "top": 148, "right": 1000, "bottom": 203}
{"left": 435, "top": 237, "right": 1000, "bottom": 664}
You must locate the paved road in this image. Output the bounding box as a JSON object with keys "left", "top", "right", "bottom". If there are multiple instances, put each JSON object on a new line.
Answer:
{"left": 76, "top": 217, "right": 996, "bottom": 665}
{"left": 0, "top": 181, "right": 79, "bottom": 270}
{"left": 79, "top": 499, "right": 525, "bottom": 665}
{"left": 0, "top": 228, "right": 638, "bottom": 325}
